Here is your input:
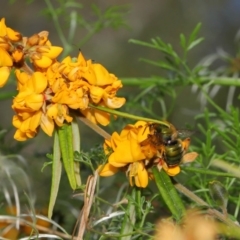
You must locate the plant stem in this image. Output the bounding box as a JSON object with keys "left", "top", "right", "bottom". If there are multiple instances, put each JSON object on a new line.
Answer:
{"left": 89, "top": 104, "right": 171, "bottom": 127}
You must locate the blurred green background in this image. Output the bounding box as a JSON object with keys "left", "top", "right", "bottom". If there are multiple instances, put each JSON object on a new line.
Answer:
{"left": 0, "top": 0, "right": 240, "bottom": 231}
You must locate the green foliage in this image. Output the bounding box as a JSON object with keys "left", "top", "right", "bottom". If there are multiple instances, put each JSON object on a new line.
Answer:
{"left": 42, "top": 0, "right": 129, "bottom": 56}
{"left": 3, "top": 1, "right": 240, "bottom": 238}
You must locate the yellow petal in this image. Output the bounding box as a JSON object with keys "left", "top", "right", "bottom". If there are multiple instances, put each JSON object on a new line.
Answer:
{"left": 25, "top": 93, "right": 44, "bottom": 111}
{"left": 0, "top": 48, "right": 13, "bottom": 67}
{"left": 92, "top": 63, "right": 116, "bottom": 86}
{"left": 41, "top": 46, "right": 63, "bottom": 59}
{"left": 97, "top": 163, "right": 119, "bottom": 176}
{"left": 94, "top": 109, "right": 110, "bottom": 126}
{"left": 130, "top": 138, "right": 146, "bottom": 161}
{"left": 109, "top": 139, "right": 145, "bottom": 167}
{"left": 90, "top": 86, "right": 104, "bottom": 103}
{"left": 81, "top": 65, "right": 96, "bottom": 85}
{"left": 12, "top": 115, "right": 21, "bottom": 128}
{"left": 41, "top": 113, "right": 54, "bottom": 136}
{"left": 47, "top": 103, "right": 58, "bottom": 119}
{"left": 14, "top": 129, "right": 28, "bottom": 141}
{"left": 15, "top": 70, "right": 30, "bottom": 91}
{"left": 80, "top": 109, "right": 98, "bottom": 125}
{"left": 136, "top": 162, "right": 148, "bottom": 188}
{"left": 0, "top": 18, "right": 7, "bottom": 36}
{"left": 104, "top": 97, "right": 126, "bottom": 108}
{"left": 29, "top": 111, "right": 42, "bottom": 131}
{"left": 0, "top": 66, "right": 10, "bottom": 87}
{"left": 33, "top": 55, "right": 52, "bottom": 68}
{"left": 31, "top": 72, "right": 48, "bottom": 93}
{"left": 6, "top": 27, "right": 21, "bottom": 41}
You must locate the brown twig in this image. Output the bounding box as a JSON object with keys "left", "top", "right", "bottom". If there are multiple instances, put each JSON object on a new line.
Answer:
{"left": 76, "top": 171, "right": 99, "bottom": 240}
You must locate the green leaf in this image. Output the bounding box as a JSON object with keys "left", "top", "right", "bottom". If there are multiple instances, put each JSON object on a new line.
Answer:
{"left": 182, "top": 166, "right": 236, "bottom": 178}
{"left": 139, "top": 58, "right": 177, "bottom": 71}
{"left": 187, "top": 37, "right": 204, "bottom": 51}
{"left": 71, "top": 116, "right": 81, "bottom": 186}
{"left": 58, "top": 123, "right": 77, "bottom": 190}
{"left": 129, "top": 39, "right": 157, "bottom": 49}
{"left": 180, "top": 33, "right": 186, "bottom": 49}
{"left": 48, "top": 131, "right": 62, "bottom": 218}
{"left": 153, "top": 168, "right": 185, "bottom": 221}
{"left": 188, "top": 23, "right": 202, "bottom": 44}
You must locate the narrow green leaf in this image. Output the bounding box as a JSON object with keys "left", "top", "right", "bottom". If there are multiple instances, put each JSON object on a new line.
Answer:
{"left": 140, "top": 58, "right": 177, "bottom": 71}
{"left": 187, "top": 37, "right": 204, "bottom": 51}
{"left": 58, "top": 123, "right": 77, "bottom": 190}
{"left": 48, "top": 131, "right": 62, "bottom": 218}
{"left": 71, "top": 116, "right": 81, "bottom": 186}
{"left": 180, "top": 33, "right": 186, "bottom": 49}
{"left": 153, "top": 168, "right": 185, "bottom": 221}
{"left": 129, "top": 39, "right": 157, "bottom": 49}
{"left": 189, "top": 23, "right": 202, "bottom": 44}
{"left": 182, "top": 166, "right": 236, "bottom": 178}
{"left": 158, "top": 61, "right": 177, "bottom": 71}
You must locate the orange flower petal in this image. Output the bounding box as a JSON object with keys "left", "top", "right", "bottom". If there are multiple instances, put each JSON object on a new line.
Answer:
{"left": 41, "top": 46, "right": 63, "bottom": 59}
{"left": 6, "top": 27, "right": 21, "bottom": 41}
{"left": 97, "top": 163, "right": 119, "bottom": 176}
{"left": 109, "top": 139, "right": 145, "bottom": 167}
{"left": 136, "top": 162, "right": 148, "bottom": 188}
{"left": 90, "top": 86, "right": 104, "bottom": 104}
{"left": 31, "top": 72, "right": 48, "bottom": 93}
{"left": 14, "top": 129, "right": 28, "bottom": 141}
{"left": 41, "top": 113, "right": 54, "bottom": 136}
{"left": 33, "top": 55, "right": 52, "bottom": 68}
{"left": 92, "top": 63, "right": 115, "bottom": 86}
{"left": 94, "top": 109, "right": 110, "bottom": 126}
{"left": 0, "top": 18, "right": 7, "bottom": 36}
{"left": 0, "top": 66, "right": 10, "bottom": 87}
{"left": 104, "top": 97, "right": 126, "bottom": 108}
{"left": 25, "top": 93, "right": 44, "bottom": 111}
{"left": 0, "top": 48, "right": 13, "bottom": 67}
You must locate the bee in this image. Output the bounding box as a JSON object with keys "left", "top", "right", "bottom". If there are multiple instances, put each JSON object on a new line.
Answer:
{"left": 143, "top": 122, "right": 196, "bottom": 167}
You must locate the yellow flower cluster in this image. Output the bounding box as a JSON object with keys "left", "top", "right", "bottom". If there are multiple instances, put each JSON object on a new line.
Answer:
{"left": 98, "top": 121, "right": 184, "bottom": 188}
{"left": 0, "top": 18, "right": 125, "bottom": 141}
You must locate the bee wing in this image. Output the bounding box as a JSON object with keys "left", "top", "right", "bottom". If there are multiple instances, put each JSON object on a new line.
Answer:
{"left": 177, "top": 129, "right": 195, "bottom": 139}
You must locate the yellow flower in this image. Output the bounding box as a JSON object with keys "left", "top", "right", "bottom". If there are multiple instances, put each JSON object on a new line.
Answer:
{"left": 26, "top": 31, "right": 63, "bottom": 68}
{"left": 80, "top": 105, "right": 111, "bottom": 126}
{"left": 98, "top": 121, "right": 152, "bottom": 187}
{"left": 13, "top": 72, "right": 47, "bottom": 112}
{"left": 0, "top": 18, "right": 21, "bottom": 41}
{"left": 47, "top": 103, "right": 72, "bottom": 127}
{"left": 51, "top": 81, "right": 89, "bottom": 110}
{"left": 127, "top": 161, "right": 149, "bottom": 188}
{"left": 98, "top": 121, "right": 196, "bottom": 187}
{"left": 13, "top": 111, "right": 41, "bottom": 141}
